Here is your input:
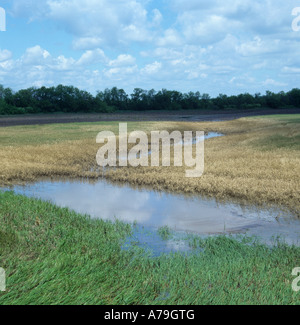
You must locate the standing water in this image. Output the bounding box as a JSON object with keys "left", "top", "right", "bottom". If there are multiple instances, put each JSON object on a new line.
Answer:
{"left": 1, "top": 132, "right": 299, "bottom": 254}
{"left": 3, "top": 178, "right": 300, "bottom": 255}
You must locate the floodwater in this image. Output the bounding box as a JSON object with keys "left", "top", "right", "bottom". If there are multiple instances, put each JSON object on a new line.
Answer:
{"left": 3, "top": 178, "right": 300, "bottom": 255}
{"left": 2, "top": 131, "right": 299, "bottom": 254}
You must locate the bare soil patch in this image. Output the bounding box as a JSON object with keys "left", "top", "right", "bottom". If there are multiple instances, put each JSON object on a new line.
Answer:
{"left": 1, "top": 108, "right": 300, "bottom": 127}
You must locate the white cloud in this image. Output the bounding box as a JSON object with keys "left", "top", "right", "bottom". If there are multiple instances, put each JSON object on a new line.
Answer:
{"left": 282, "top": 66, "right": 300, "bottom": 74}
{"left": 0, "top": 50, "right": 12, "bottom": 62}
{"left": 236, "top": 37, "right": 281, "bottom": 56}
{"left": 12, "top": 0, "right": 156, "bottom": 46}
{"left": 72, "top": 37, "right": 103, "bottom": 50}
{"left": 156, "top": 29, "right": 183, "bottom": 47}
{"left": 4, "top": 1, "right": 300, "bottom": 95}
{"left": 77, "top": 49, "right": 107, "bottom": 66}
{"left": 21, "top": 45, "right": 51, "bottom": 65}
{"left": 179, "top": 13, "right": 241, "bottom": 45}
{"left": 263, "top": 79, "right": 288, "bottom": 87}
{"left": 108, "top": 54, "right": 136, "bottom": 67}
{"left": 151, "top": 9, "right": 163, "bottom": 26}
{"left": 186, "top": 70, "right": 208, "bottom": 80}
{"left": 51, "top": 55, "right": 76, "bottom": 71}
{"left": 171, "top": 0, "right": 217, "bottom": 12}
{"left": 12, "top": 0, "right": 49, "bottom": 20}
{"left": 141, "top": 61, "right": 162, "bottom": 75}
{"left": 172, "top": 0, "right": 293, "bottom": 35}
{"left": 121, "top": 24, "right": 152, "bottom": 43}
{"left": 0, "top": 59, "right": 14, "bottom": 73}
{"left": 104, "top": 65, "right": 138, "bottom": 80}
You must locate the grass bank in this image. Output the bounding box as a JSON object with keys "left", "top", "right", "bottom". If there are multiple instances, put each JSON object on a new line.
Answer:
{"left": 0, "top": 115, "right": 299, "bottom": 213}
{"left": 0, "top": 191, "right": 299, "bottom": 305}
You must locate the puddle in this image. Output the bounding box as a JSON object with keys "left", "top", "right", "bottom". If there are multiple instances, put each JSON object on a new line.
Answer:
{"left": 118, "top": 132, "right": 224, "bottom": 161}
{"left": 122, "top": 225, "right": 192, "bottom": 257}
{"left": 204, "top": 132, "right": 224, "bottom": 140}
{"left": 2, "top": 178, "right": 300, "bottom": 255}
{"left": 179, "top": 132, "right": 224, "bottom": 144}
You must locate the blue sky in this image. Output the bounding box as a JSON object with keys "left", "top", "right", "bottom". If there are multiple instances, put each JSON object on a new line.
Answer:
{"left": 0, "top": 0, "right": 299, "bottom": 96}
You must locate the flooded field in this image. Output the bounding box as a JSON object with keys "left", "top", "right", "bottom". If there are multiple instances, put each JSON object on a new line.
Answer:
{"left": 3, "top": 178, "right": 299, "bottom": 254}
{"left": 1, "top": 115, "right": 299, "bottom": 305}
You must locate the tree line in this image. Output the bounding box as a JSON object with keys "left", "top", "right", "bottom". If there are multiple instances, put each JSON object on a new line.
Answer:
{"left": 0, "top": 84, "right": 300, "bottom": 115}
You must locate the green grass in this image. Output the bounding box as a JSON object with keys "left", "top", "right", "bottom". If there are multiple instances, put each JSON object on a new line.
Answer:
{"left": 246, "top": 114, "right": 300, "bottom": 150}
{"left": 157, "top": 226, "right": 172, "bottom": 241}
{"left": 250, "top": 114, "right": 300, "bottom": 124}
{"left": 0, "top": 122, "right": 120, "bottom": 146}
{"left": 0, "top": 121, "right": 155, "bottom": 146}
{"left": 0, "top": 191, "right": 299, "bottom": 305}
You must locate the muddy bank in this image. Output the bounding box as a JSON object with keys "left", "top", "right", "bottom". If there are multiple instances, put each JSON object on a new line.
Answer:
{"left": 1, "top": 108, "right": 300, "bottom": 127}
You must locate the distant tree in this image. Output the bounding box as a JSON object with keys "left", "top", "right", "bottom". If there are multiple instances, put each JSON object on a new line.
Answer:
{"left": 287, "top": 88, "right": 300, "bottom": 107}
{"left": 14, "top": 87, "right": 36, "bottom": 108}
{"left": 3, "top": 87, "right": 14, "bottom": 106}
{"left": 265, "top": 90, "right": 281, "bottom": 109}
{"left": 1, "top": 84, "right": 299, "bottom": 115}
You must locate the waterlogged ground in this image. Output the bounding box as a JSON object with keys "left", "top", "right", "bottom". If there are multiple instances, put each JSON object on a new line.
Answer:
{"left": 1, "top": 115, "right": 300, "bottom": 305}
{"left": 1, "top": 119, "right": 299, "bottom": 255}
{"left": 3, "top": 178, "right": 299, "bottom": 255}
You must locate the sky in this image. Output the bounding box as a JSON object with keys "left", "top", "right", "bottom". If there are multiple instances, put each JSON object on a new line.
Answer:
{"left": 0, "top": 0, "right": 299, "bottom": 96}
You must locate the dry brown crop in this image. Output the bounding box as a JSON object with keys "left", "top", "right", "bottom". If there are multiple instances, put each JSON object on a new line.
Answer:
{"left": 0, "top": 116, "right": 299, "bottom": 214}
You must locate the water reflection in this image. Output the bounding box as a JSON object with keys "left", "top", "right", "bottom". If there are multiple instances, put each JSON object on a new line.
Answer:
{"left": 4, "top": 179, "right": 300, "bottom": 248}
{"left": 122, "top": 226, "right": 192, "bottom": 257}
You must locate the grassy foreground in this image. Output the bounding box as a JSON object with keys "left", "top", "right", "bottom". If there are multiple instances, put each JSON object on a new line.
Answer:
{"left": 0, "top": 191, "right": 299, "bottom": 305}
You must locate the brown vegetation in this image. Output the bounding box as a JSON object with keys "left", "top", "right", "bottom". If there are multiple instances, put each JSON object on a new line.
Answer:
{"left": 0, "top": 116, "right": 299, "bottom": 214}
